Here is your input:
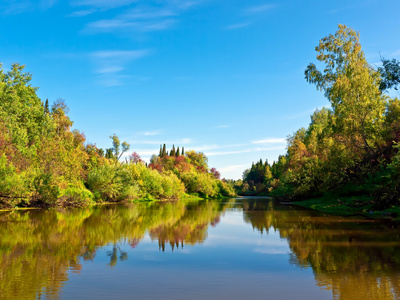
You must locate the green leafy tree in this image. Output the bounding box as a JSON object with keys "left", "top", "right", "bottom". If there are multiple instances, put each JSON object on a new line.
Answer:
{"left": 378, "top": 57, "right": 400, "bottom": 91}
{"left": 109, "top": 134, "right": 130, "bottom": 160}
{"left": 305, "top": 24, "right": 387, "bottom": 157}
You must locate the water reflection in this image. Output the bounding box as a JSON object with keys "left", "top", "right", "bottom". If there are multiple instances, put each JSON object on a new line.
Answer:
{"left": 242, "top": 198, "right": 400, "bottom": 300}
{"left": 0, "top": 198, "right": 399, "bottom": 299}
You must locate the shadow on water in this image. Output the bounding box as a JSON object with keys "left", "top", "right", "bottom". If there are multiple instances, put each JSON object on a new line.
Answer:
{"left": 0, "top": 197, "right": 400, "bottom": 299}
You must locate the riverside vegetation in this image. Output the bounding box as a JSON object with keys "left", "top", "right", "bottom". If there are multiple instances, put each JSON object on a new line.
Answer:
{"left": 0, "top": 66, "right": 235, "bottom": 208}
{"left": 2, "top": 24, "right": 400, "bottom": 214}
{"left": 235, "top": 25, "right": 400, "bottom": 216}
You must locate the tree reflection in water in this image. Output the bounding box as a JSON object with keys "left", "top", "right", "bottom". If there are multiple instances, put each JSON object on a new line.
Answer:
{"left": 0, "top": 198, "right": 399, "bottom": 300}
{"left": 242, "top": 198, "right": 400, "bottom": 300}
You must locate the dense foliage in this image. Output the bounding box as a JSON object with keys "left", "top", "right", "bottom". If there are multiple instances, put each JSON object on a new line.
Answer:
{"left": 239, "top": 25, "right": 400, "bottom": 210}
{"left": 0, "top": 65, "right": 234, "bottom": 208}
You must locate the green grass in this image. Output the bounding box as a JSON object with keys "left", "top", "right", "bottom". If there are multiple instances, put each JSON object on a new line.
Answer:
{"left": 290, "top": 193, "right": 400, "bottom": 220}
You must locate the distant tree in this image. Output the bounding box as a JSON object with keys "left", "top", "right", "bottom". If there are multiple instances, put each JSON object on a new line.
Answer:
{"left": 170, "top": 145, "right": 176, "bottom": 156}
{"left": 210, "top": 167, "right": 221, "bottom": 179}
{"left": 182, "top": 147, "right": 184, "bottom": 155}
{"left": 176, "top": 147, "right": 180, "bottom": 157}
{"left": 129, "top": 152, "right": 143, "bottom": 164}
{"left": 109, "top": 134, "right": 130, "bottom": 160}
{"left": 105, "top": 148, "right": 114, "bottom": 159}
{"left": 162, "top": 144, "right": 166, "bottom": 157}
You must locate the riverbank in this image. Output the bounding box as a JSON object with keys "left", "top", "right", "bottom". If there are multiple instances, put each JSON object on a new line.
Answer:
{"left": 284, "top": 194, "right": 400, "bottom": 220}
{"left": 0, "top": 193, "right": 232, "bottom": 212}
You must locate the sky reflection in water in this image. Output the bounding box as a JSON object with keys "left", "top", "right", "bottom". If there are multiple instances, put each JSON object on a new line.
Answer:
{"left": 1, "top": 197, "right": 399, "bottom": 300}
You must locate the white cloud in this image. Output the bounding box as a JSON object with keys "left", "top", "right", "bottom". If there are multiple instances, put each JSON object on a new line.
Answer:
{"left": 91, "top": 50, "right": 150, "bottom": 59}
{"left": 120, "top": 8, "right": 176, "bottom": 19}
{"left": 2, "top": 0, "right": 32, "bottom": 14}
{"left": 90, "top": 49, "right": 151, "bottom": 86}
{"left": 96, "top": 66, "right": 124, "bottom": 74}
{"left": 251, "top": 138, "right": 286, "bottom": 145}
{"left": 225, "top": 22, "right": 251, "bottom": 30}
{"left": 79, "top": 1, "right": 205, "bottom": 34}
{"left": 206, "top": 146, "right": 285, "bottom": 156}
{"left": 246, "top": 4, "right": 276, "bottom": 14}
{"left": 40, "top": 0, "right": 58, "bottom": 9}
{"left": 85, "top": 18, "right": 176, "bottom": 33}
{"left": 70, "top": 0, "right": 136, "bottom": 8}
{"left": 138, "top": 130, "right": 163, "bottom": 136}
{"left": 219, "top": 164, "right": 249, "bottom": 173}
{"left": 1, "top": 0, "right": 58, "bottom": 14}
{"left": 191, "top": 143, "right": 246, "bottom": 152}
{"left": 130, "top": 138, "right": 192, "bottom": 145}
{"left": 67, "top": 9, "right": 96, "bottom": 17}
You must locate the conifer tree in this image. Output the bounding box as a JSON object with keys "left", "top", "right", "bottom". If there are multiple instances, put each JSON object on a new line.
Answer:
{"left": 44, "top": 99, "right": 49, "bottom": 114}
{"left": 182, "top": 147, "right": 185, "bottom": 156}
{"left": 176, "top": 147, "right": 180, "bottom": 157}
{"left": 162, "top": 144, "right": 166, "bottom": 157}
{"left": 170, "top": 145, "right": 176, "bottom": 156}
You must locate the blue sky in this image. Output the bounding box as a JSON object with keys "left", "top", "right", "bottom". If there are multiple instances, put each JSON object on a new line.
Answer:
{"left": 1, "top": 0, "right": 400, "bottom": 179}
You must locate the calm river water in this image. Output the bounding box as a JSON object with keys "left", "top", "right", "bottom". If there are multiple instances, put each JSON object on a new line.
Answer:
{"left": 1, "top": 197, "right": 399, "bottom": 299}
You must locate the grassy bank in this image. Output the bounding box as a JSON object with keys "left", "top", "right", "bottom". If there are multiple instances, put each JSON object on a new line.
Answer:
{"left": 286, "top": 194, "right": 400, "bottom": 220}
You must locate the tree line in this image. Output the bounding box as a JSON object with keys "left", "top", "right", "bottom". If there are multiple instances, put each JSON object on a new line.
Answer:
{"left": 237, "top": 25, "right": 400, "bottom": 210}
{"left": 0, "top": 65, "right": 235, "bottom": 208}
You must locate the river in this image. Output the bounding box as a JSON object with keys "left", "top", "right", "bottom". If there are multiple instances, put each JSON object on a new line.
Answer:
{"left": 0, "top": 197, "right": 399, "bottom": 299}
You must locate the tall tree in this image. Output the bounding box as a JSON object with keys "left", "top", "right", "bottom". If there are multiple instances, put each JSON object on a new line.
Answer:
{"left": 109, "top": 134, "right": 130, "bottom": 160}
{"left": 305, "top": 24, "right": 387, "bottom": 157}
{"left": 170, "top": 145, "right": 176, "bottom": 157}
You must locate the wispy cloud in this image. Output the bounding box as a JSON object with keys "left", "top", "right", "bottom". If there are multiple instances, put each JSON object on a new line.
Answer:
{"left": 67, "top": 9, "right": 96, "bottom": 17}
{"left": 206, "top": 146, "right": 285, "bottom": 157}
{"left": 1, "top": 0, "right": 32, "bottom": 14}
{"left": 219, "top": 164, "right": 249, "bottom": 173}
{"left": 138, "top": 130, "right": 163, "bottom": 136}
{"left": 1, "top": 0, "right": 58, "bottom": 14}
{"left": 225, "top": 22, "right": 251, "bottom": 30}
{"left": 80, "top": 1, "right": 203, "bottom": 34}
{"left": 131, "top": 138, "right": 192, "bottom": 145}
{"left": 191, "top": 143, "right": 246, "bottom": 152}
{"left": 70, "top": 0, "right": 136, "bottom": 9}
{"left": 91, "top": 50, "right": 150, "bottom": 60}
{"left": 246, "top": 4, "right": 276, "bottom": 14}
{"left": 251, "top": 138, "right": 286, "bottom": 145}
{"left": 90, "top": 49, "right": 151, "bottom": 86}
{"left": 40, "top": 0, "right": 58, "bottom": 9}
{"left": 85, "top": 18, "right": 176, "bottom": 33}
